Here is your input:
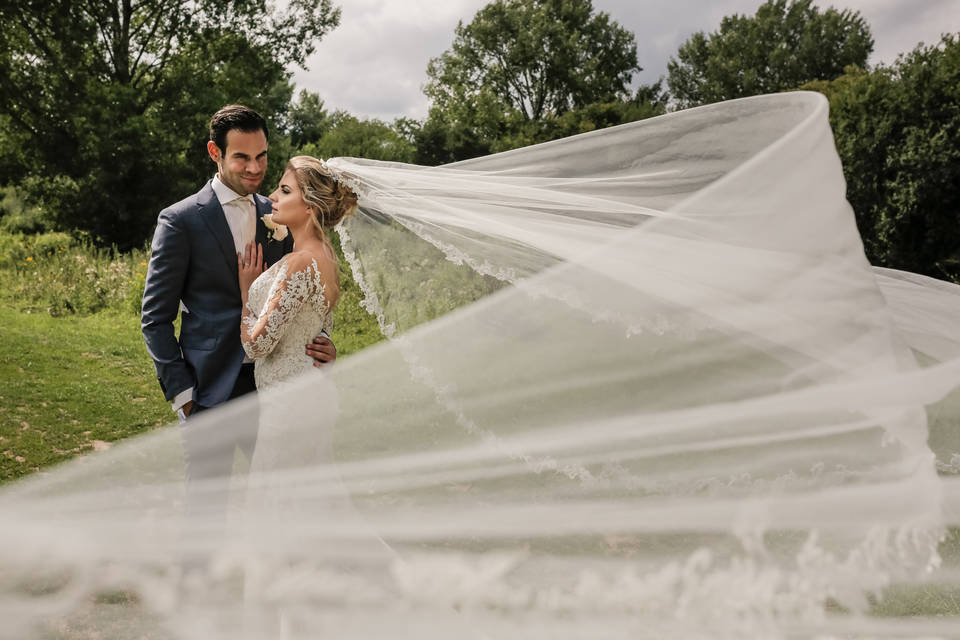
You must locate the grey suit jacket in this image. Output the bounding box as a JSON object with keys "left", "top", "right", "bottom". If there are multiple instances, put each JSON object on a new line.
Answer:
{"left": 141, "top": 180, "right": 294, "bottom": 407}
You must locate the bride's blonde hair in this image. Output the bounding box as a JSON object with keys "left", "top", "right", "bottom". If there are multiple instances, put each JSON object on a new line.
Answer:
{"left": 286, "top": 155, "right": 358, "bottom": 241}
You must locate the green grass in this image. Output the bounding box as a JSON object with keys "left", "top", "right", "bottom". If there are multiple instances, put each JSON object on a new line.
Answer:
{"left": 0, "top": 303, "right": 382, "bottom": 483}
{"left": 0, "top": 308, "right": 170, "bottom": 481}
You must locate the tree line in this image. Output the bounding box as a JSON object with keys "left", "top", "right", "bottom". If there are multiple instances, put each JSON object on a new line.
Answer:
{"left": 0, "top": 0, "right": 957, "bottom": 281}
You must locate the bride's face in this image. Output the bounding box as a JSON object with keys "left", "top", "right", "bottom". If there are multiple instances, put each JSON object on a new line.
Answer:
{"left": 268, "top": 170, "right": 311, "bottom": 227}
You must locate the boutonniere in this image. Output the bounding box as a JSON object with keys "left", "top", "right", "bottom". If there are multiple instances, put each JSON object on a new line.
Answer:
{"left": 261, "top": 214, "right": 289, "bottom": 242}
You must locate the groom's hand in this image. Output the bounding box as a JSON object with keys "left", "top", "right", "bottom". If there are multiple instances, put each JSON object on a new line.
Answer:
{"left": 182, "top": 400, "right": 195, "bottom": 417}
{"left": 306, "top": 336, "right": 337, "bottom": 367}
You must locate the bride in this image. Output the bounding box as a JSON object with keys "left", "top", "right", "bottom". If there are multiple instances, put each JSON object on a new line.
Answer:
{"left": 238, "top": 155, "right": 356, "bottom": 387}
{"left": 237, "top": 155, "right": 356, "bottom": 471}
{"left": 234, "top": 156, "right": 362, "bottom": 637}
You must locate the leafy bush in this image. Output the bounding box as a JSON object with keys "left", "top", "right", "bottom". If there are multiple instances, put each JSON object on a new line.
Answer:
{"left": 0, "top": 185, "right": 51, "bottom": 234}
{"left": 1, "top": 231, "right": 147, "bottom": 316}
{"left": 0, "top": 229, "right": 387, "bottom": 359}
{"left": 0, "top": 231, "right": 73, "bottom": 270}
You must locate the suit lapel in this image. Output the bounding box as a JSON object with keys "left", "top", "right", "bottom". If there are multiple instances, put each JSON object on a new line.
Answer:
{"left": 255, "top": 194, "right": 269, "bottom": 247}
{"left": 255, "top": 194, "right": 288, "bottom": 266}
{"left": 198, "top": 181, "right": 239, "bottom": 279}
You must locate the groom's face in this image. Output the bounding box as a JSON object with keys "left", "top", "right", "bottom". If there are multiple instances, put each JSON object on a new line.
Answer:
{"left": 213, "top": 129, "right": 268, "bottom": 195}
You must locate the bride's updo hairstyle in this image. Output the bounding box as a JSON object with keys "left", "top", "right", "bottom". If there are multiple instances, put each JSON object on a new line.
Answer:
{"left": 286, "top": 155, "right": 358, "bottom": 241}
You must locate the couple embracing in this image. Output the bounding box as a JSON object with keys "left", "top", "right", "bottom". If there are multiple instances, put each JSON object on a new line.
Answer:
{"left": 141, "top": 104, "right": 355, "bottom": 485}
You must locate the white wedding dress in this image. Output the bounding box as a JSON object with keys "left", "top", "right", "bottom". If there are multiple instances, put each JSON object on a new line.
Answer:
{"left": 240, "top": 253, "right": 348, "bottom": 639}
{"left": 242, "top": 253, "right": 338, "bottom": 472}
{"left": 242, "top": 254, "right": 334, "bottom": 390}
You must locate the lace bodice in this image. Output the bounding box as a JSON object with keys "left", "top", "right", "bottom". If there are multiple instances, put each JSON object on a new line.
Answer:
{"left": 241, "top": 253, "right": 334, "bottom": 389}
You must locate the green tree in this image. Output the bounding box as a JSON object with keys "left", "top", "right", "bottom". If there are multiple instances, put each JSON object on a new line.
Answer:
{"left": 668, "top": 0, "right": 873, "bottom": 107}
{"left": 803, "top": 35, "right": 960, "bottom": 280}
{"left": 299, "top": 112, "right": 416, "bottom": 163}
{"left": 411, "top": 106, "right": 501, "bottom": 166}
{"left": 289, "top": 90, "right": 333, "bottom": 149}
{"left": 426, "top": 0, "right": 639, "bottom": 122}
{"left": 0, "top": 115, "right": 30, "bottom": 187}
{"left": 0, "top": 0, "right": 340, "bottom": 249}
{"left": 419, "top": 0, "right": 644, "bottom": 163}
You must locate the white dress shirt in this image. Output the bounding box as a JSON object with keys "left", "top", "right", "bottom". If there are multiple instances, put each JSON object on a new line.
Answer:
{"left": 172, "top": 175, "right": 257, "bottom": 414}
{"left": 212, "top": 175, "right": 258, "bottom": 253}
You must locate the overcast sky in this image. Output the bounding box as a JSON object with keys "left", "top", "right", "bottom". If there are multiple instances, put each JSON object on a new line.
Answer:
{"left": 289, "top": 0, "right": 960, "bottom": 121}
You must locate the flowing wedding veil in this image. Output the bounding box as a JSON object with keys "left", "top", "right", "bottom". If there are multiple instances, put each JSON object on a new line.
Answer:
{"left": 4, "top": 91, "right": 960, "bottom": 639}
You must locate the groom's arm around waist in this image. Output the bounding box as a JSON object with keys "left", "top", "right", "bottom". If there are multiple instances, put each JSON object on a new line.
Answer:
{"left": 141, "top": 206, "right": 193, "bottom": 403}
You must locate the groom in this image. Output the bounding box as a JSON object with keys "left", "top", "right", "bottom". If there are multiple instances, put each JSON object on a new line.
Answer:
{"left": 141, "top": 104, "right": 336, "bottom": 479}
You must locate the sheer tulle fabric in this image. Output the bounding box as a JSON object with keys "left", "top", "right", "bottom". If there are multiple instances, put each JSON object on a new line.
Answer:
{"left": 3, "top": 92, "right": 960, "bottom": 639}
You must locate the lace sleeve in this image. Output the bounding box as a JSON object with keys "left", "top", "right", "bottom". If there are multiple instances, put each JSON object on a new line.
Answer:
{"left": 241, "top": 256, "right": 326, "bottom": 359}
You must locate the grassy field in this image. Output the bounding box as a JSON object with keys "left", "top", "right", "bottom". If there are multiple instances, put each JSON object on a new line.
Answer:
{"left": 0, "top": 308, "right": 169, "bottom": 481}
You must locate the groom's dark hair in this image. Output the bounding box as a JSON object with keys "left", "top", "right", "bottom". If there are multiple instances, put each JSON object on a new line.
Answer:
{"left": 209, "top": 104, "right": 268, "bottom": 154}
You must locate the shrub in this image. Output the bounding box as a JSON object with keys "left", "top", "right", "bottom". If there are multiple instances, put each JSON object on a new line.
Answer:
{"left": 0, "top": 185, "right": 51, "bottom": 234}
{"left": 0, "top": 231, "right": 73, "bottom": 270}
{"left": 2, "top": 231, "right": 148, "bottom": 316}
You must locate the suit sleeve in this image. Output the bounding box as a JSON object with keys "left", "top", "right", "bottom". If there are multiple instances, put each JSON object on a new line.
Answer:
{"left": 141, "top": 209, "right": 194, "bottom": 401}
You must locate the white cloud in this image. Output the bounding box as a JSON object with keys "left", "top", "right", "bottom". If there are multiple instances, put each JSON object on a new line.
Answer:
{"left": 812, "top": 0, "right": 960, "bottom": 64}
{"left": 291, "top": 0, "right": 488, "bottom": 120}
{"left": 290, "top": 0, "right": 960, "bottom": 120}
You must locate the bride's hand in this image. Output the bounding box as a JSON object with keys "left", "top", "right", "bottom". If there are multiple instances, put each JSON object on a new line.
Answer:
{"left": 238, "top": 242, "right": 264, "bottom": 299}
